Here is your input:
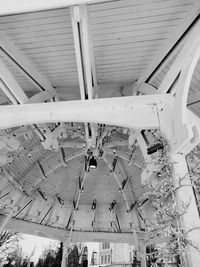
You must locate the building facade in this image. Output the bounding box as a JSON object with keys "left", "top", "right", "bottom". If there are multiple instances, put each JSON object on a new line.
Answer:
{"left": 99, "top": 242, "right": 135, "bottom": 266}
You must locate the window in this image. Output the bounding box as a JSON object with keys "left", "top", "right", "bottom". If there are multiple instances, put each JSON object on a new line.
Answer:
{"left": 105, "top": 255, "right": 107, "bottom": 263}
{"left": 101, "top": 255, "right": 104, "bottom": 264}
{"left": 108, "top": 255, "right": 110, "bottom": 263}
{"left": 102, "top": 242, "right": 110, "bottom": 249}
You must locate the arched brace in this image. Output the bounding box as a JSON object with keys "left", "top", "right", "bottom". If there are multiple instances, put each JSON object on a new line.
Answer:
{"left": 0, "top": 95, "right": 173, "bottom": 136}
{"left": 172, "top": 36, "right": 200, "bottom": 154}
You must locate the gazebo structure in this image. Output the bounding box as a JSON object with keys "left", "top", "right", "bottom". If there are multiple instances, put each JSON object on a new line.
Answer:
{"left": 0, "top": 0, "right": 200, "bottom": 266}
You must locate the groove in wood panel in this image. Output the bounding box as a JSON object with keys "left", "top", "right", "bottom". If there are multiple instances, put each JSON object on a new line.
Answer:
{"left": 11, "top": 34, "right": 74, "bottom": 45}
{"left": 89, "top": 0, "right": 194, "bottom": 12}
{"left": 97, "top": 63, "right": 149, "bottom": 71}
{"left": 94, "top": 45, "right": 163, "bottom": 55}
{"left": 14, "top": 40, "right": 72, "bottom": 50}
{"left": 0, "top": 16, "right": 71, "bottom": 29}
{"left": 92, "top": 22, "right": 180, "bottom": 36}
{"left": 0, "top": 8, "right": 70, "bottom": 23}
{"left": 93, "top": 29, "right": 172, "bottom": 43}
{"left": 91, "top": 15, "right": 183, "bottom": 31}
{"left": 28, "top": 52, "right": 76, "bottom": 60}
{"left": 94, "top": 38, "right": 166, "bottom": 49}
{"left": 90, "top": 3, "right": 193, "bottom": 19}
{"left": 96, "top": 57, "right": 153, "bottom": 66}
{"left": 22, "top": 45, "right": 76, "bottom": 54}
{"left": 2, "top": 23, "right": 72, "bottom": 35}
{"left": 91, "top": 9, "right": 190, "bottom": 25}
{"left": 8, "top": 29, "right": 72, "bottom": 41}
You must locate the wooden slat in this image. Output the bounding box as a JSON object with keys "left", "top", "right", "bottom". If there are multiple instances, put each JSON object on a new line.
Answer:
{"left": 89, "top": 0, "right": 193, "bottom": 12}
{"left": 90, "top": 2, "right": 192, "bottom": 19}
{"left": 91, "top": 8, "right": 190, "bottom": 24}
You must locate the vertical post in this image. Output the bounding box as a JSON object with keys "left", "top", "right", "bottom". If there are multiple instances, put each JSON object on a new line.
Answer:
{"left": 0, "top": 192, "right": 22, "bottom": 234}
{"left": 61, "top": 230, "right": 73, "bottom": 267}
{"left": 138, "top": 240, "right": 146, "bottom": 267}
{"left": 0, "top": 209, "right": 15, "bottom": 235}
{"left": 61, "top": 241, "right": 69, "bottom": 267}
{"left": 172, "top": 153, "right": 200, "bottom": 267}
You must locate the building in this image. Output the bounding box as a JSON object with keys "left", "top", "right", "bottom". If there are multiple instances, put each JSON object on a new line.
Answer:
{"left": 99, "top": 242, "right": 134, "bottom": 266}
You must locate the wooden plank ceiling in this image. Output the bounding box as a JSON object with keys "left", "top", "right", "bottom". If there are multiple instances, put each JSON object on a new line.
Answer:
{"left": 0, "top": 0, "right": 199, "bottom": 240}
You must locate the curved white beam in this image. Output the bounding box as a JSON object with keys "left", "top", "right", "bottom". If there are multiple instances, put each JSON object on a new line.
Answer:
{"left": 3, "top": 215, "right": 143, "bottom": 244}
{"left": 172, "top": 22, "right": 200, "bottom": 154}
{"left": 0, "top": 95, "right": 173, "bottom": 132}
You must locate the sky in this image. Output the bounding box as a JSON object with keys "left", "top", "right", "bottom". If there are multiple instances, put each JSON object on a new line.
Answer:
{"left": 19, "top": 234, "right": 59, "bottom": 263}
{"left": 19, "top": 234, "right": 99, "bottom": 264}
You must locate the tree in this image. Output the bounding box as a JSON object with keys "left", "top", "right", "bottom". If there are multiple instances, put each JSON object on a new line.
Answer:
{"left": 0, "top": 231, "right": 22, "bottom": 266}
{"left": 36, "top": 242, "right": 63, "bottom": 267}
{"left": 2, "top": 246, "right": 23, "bottom": 267}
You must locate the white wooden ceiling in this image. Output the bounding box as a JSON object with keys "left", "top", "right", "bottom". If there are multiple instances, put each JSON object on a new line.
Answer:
{"left": 0, "top": 0, "right": 199, "bottom": 242}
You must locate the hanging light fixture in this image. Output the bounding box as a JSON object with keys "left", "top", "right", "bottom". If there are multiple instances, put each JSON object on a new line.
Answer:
{"left": 89, "top": 156, "right": 97, "bottom": 169}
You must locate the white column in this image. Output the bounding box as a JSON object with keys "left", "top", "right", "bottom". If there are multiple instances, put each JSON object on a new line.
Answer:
{"left": 0, "top": 210, "right": 15, "bottom": 235}
{"left": 172, "top": 153, "right": 200, "bottom": 267}
{"left": 61, "top": 242, "right": 69, "bottom": 267}
{"left": 138, "top": 240, "right": 146, "bottom": 267}
{"left": 0, "top": 192, "right": 22, "bottom": 234}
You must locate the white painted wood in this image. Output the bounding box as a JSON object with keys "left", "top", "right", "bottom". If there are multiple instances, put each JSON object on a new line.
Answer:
{"left": 0, "top": 79, "right": 18, "bottom": 104}
{"left": 157, "top": 20, "right": 200, "bottom": 95}
{"left": 80, "top": 5, "right": 94, "bottom": 99}
{"left": 135, "top": 1, "right": 200, "bottom": 88}
{"left": 90, "top": 0, "right": 194, "bottom": 12}
{"left": 0, "top": 32, "right": 55, "bottom": 96}
{"left": 171, "top": 22, "right": 200, "bottom": 154}
{"left": 29, "top": 91, "right": 53, "bottom": 103}
{"left": 0, "top": 58, "right": 28, "bottom": 103}
{"left": 0, "top": 0, "right": 114, "bottom": 16}
{"left": 70, "top": 6, "right": 86, "bottom": 100}
{"left": 0, "top": 95, "right": 172, "bottom": 131}
{"left": 3, "top": 214, "right": 143, "bottom": 244}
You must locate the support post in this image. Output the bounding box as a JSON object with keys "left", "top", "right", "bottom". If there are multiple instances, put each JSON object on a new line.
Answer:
{"left": 0, "top": 192, "right": 23, "bottom": 234}
{"left": 138, "top": 240, "right": 146, "bottom": 267}
{"left": 61, "top": 230, "right": 73, "bottom": 267}
{"left": 61, "top": 242, "right": 69, "bottom": 267}
{"left": 171, "top": 153, "right": 200, "bottom": 267}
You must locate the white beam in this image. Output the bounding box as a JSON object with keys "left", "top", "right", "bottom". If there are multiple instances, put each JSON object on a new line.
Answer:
{"left": 71, "top": 5, "right": 97, "bottom": 148}
{"left": 0, "top": 79, "right": 18, "bottom": 104}
{"left": 157, "top": 19, "right": 200, "bottom": 95}
{"left": 80, "top": 5, "right": 95, "bottom": 99}
{"left": 0, "top": 32, "right": 55, "bottom": 96}
{"left": 70, "top": 6, "right": 86, "bottom": 100}
{"left": 0, "top": 58, "right": 28, "bottom": 103}
{"left": 3, "top": 215, "right": 143, "bottom": 244}
{"left": 0, "top": 0, "right": 113, "bottom": 15}
{"left": 0, "top": 54, "right": 57, "bottom": 147}
{"left": 135, "top": 1, "right": 200, "bottom": 90}
{"left": 0, "top": 95, "right": 173, "bottom": 132}
{"left": 171, "top": 22, "right": 200, "bottom": 154}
